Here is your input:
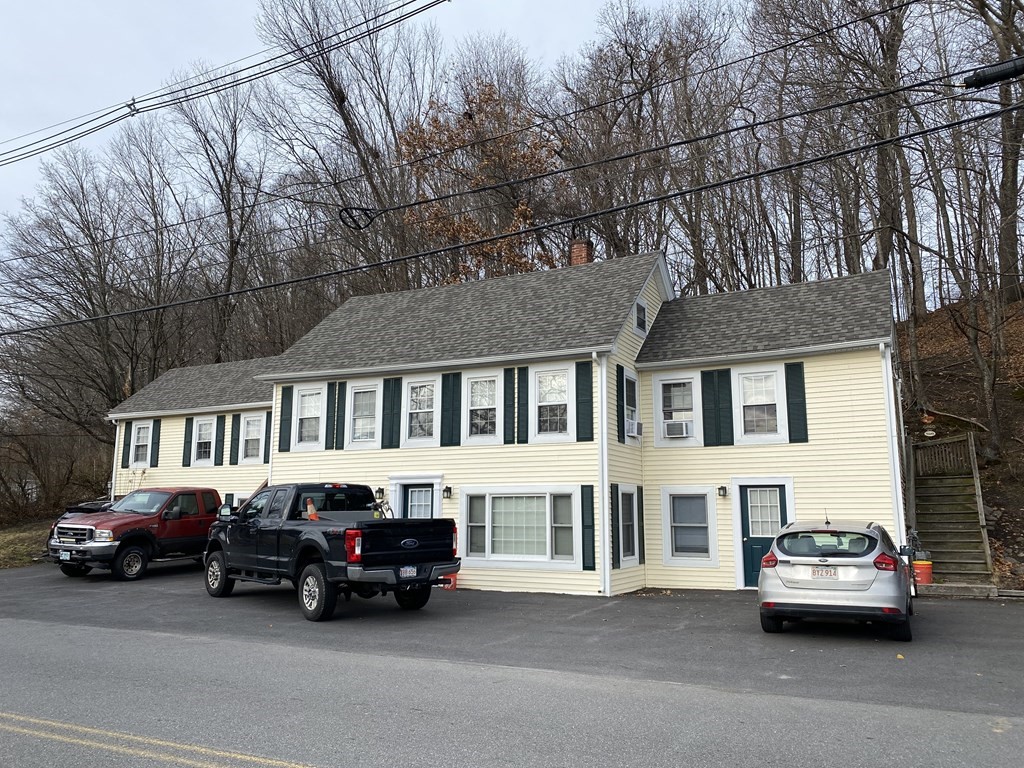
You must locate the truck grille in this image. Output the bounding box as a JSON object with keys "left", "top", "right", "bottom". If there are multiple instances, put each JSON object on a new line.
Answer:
{"left": 55, "top": 525, "right": 94, "bottom": 544}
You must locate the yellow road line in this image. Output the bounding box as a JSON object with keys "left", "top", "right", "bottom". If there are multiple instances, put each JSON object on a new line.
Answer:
{"left": 0, "top": 712, "right": 319, "bottom": 768}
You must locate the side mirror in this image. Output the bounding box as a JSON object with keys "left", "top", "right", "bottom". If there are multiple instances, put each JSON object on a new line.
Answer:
{"left": 899, "top": 545, "right": 914, "bottom": 557}
{"left": 163, "top": 507, "right": 181, "bottom": 520}
{"left": 218, "top": 504, "right": 236, "bottom": 521}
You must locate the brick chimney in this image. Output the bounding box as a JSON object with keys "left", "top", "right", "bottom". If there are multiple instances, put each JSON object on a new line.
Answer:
{"left": 569, "top": 238, "right": 595, "bottom": 266}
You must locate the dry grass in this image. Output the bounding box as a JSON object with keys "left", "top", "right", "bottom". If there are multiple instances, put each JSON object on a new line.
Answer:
{"left": 0, "top": 520, "right": 53, "bottom": 569}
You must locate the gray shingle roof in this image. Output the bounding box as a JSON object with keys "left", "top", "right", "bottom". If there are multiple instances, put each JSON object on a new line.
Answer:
{"left": 637, "top": 270, "right": 892, "bottom": 366}
{"left": 108, "top": 358, "right": 275, "bottom": 417}
{"left": 261, "top": 252, "right": 666, "bottom": 378}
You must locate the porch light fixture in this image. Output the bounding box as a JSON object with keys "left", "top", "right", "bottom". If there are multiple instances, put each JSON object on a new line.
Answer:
{"left": 375, "top": 487, "right": 384, "bottom": 501}
{"left": 442, "top": 486, "right": 452, "bottom": 500}
{"left": 717, "top": 486, "right": 728, "bottom": 498}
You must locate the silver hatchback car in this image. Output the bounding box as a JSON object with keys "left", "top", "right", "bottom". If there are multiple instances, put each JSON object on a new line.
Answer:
{"left": 757, "top": 520, "right": 913, "bottom": 641}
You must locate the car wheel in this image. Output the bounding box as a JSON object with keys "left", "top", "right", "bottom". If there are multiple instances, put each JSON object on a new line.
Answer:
{"left": 394, "top": 586, "right": 431, "bottom": 611}
{"left": 299, "top": 563, "right": 337, "bottom": 621}
{"left": 205, "top": 552, "right": 235, "bottom": 597}
{"left": 759, "top": 611, "right": 784, "bottom": 633}
{"left": 112, "top": 545, "right": 148, "bottom": 581}
{"left": 890, "top": 617, "right": 913, "bottom": 642}
{"left": 59, "top": 564, "right": 92, "bottom": 577}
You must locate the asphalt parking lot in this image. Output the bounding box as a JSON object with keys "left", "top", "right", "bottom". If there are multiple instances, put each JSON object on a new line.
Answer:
{"left": 2, "top": 559, "right": 1022, "bottom": 718}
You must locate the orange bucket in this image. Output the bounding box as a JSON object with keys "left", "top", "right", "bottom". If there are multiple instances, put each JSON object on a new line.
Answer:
{"left": 912, "top": 560, "right": 933, "bottom": 585}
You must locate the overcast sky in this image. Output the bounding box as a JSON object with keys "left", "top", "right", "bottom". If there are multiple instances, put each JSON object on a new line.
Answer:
{"left": 0, "top": 0, "right": 657, "bottom": 219}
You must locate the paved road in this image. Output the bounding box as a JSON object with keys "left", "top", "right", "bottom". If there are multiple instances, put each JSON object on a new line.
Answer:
{"left": 0, "top": 561, "right": 1021, "bottom": 767}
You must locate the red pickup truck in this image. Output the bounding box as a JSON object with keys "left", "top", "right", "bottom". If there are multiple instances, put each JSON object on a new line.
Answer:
{"left": 47, "top": 487, "right": 221, "bottom": 580}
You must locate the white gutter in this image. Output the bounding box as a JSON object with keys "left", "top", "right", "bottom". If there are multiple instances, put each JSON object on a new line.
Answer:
{"left": 596, "top": 351, "right": 611, "bottom": 597}
{"left": 635, "top": 337, "right": 891, "bottom": 371}
{"left": 107, "top": 402, "right": 273, "bottom": 422}
{"left": 881, "top": 342, "right": 908, "bottom": 544}
{"left": 108, "top": 420, "right": 119, "bottom": 500}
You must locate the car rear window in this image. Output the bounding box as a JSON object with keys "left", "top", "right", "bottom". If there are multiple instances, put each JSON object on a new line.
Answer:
{"left": 777, "top": 531, "right": 877, "bottom": 558}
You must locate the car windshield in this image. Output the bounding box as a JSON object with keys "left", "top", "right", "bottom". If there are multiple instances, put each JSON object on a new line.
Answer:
{"left": 777, "top": 530, "right": 877, "bottom": 558}
{"left": 108, "top": 491, "right": 172, "bottom": 514}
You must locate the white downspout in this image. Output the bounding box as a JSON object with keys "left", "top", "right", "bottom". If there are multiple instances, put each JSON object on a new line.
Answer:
{"left": 596, "top": 351, "right": 611, "bottom": 596}
{"left": 881, "top": 342, "right": 908, "bottom": 543}
{"left": 108, "top": 419, "right": 119, "bottom": 500}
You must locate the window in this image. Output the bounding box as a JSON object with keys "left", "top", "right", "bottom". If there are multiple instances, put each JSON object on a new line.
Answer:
{"left": 660, "top": 486, "right": 718, "bottom": 567}
{"left": 193, "top": 417, "right": 214, "bottom": 464}
{"left": 655, "top": 375, "right": 698, "bottom": 444}
{"left": 634, "top": 300, "right": 648, "bottom": 334}
{"left": 405, "top": 486, "right": 433, "bottom": 519}
{"left": 741, "top": 372, "right": 778, "bottom": 435}
{"left": 131, "top": 422, "right": 151, "bottom": 467}
{"left": 407, "top": 381, "right": 435, "bottom": 439}
{"left": 624, "top": 375, "right": 639, "bottom": 438}
{"left": 241, "top": 489, "right": 272, "bottom": 518}
{"left": 619, "top": 489, "right": 638, "bottom": 563}
{"left": 241, "top": 414, "right": 264, "bottom": 461}
{"left": 537, "top": 371, "right": 567, "bottom": 434}
{"left": 464, "top": 489, "right": 576, "bottom": 564}
{"left": 296, "top": 389, "right": 323, "bottom": 445}
{"left": 351, "top": 387, "right": 377, "bottom": 442}
{"left": 747, "top": 487, "right": 781, "bottom": 536}
{"left": 469, "top": 378, "right": 497, "bottom": 436}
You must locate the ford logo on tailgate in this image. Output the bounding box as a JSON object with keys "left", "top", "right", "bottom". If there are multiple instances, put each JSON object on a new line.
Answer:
{"left": 400, "top": 538, "right": 419, "bottom": 549}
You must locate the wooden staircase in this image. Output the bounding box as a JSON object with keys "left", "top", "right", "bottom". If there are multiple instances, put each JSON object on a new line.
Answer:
{"left": 913, "top": 474, "right": 992, "bottom": 585}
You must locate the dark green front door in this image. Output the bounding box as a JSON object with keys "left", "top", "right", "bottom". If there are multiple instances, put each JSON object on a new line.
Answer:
{"left": 740, "top": 485, "right": 787, "bottom": 587}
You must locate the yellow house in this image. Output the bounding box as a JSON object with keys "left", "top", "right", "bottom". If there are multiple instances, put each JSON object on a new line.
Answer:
{"left": 108, "top": 249, "right": 902, "bottom": 595}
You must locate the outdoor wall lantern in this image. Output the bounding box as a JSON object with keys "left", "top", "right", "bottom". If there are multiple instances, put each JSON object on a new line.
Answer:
{"left": 717, "top": 486, "right": 729, "bottom": 498}
{"left": 442, "top": 486, "right": 453, "bottom": 500}
{"left": 375, "top": 487, "right": 385, "bottom": 501}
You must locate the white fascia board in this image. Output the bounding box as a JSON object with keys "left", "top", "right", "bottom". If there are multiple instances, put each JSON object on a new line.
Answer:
{"left": 635, "top": 337, "right": 891, "bottom": 371}
{"left": 108, "top": 401, "right": 273, "bottom": 422}
{"left": 255, "top": 347, "right": 614, "bottom": 383}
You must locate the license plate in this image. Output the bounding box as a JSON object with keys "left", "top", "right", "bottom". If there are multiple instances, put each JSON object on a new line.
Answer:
{"left": 59, "top": 550, "right": 70, "bottom": 561}
{"left": 399, "top": 565, "right": 417, "bottom": 578}
{"left": 811, "top": 566, "right": 837, "bottom": 579}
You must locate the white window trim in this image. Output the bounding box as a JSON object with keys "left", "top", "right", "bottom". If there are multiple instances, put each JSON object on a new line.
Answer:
{"left": 129, "top": 420, "right": 153, "bottom": 469}
{"left": 732, "top": 363, "right": 789, "bottom": 445}
{"left": 387, "top": 472, "right": 444, "bottom": 519}
{"left": 239, "top": 411, "right": 266, "bottom": 464}
{"left": 660, "top": 485, "right": 719, "bottom": 568}
{"left": 191, "top": 416, "right": 216, "bottom": 467}
{"left": 622, "top": 370, "right": 641, "bottom": 445}
{"left": 652, "top": 371, "right": 703, "bottom": 448}
{"left": 292, "top": 384, "right": 328, "bottom": 452}
{"left": 460, "top": 484, "right": 581, "bottom": 570}
{"left": 633, "top": 299, "right": 649, "bottom": 337}
{"left": 401, "top": 374, "right": 442, "bottom": 448}
{"left": 344, "top": 379, "right": 383, "bottom": 451}
{"left": 729, "top": 475, "right": 795, "bottom": 589}
{"left": 618, "top": 483, "right": 640, "bottom": 568}
{"left": 528, "top": 364, "right": 576, "bottom": 444}
{"left": 461, "top": 368, "right": 504, "bottom": 446}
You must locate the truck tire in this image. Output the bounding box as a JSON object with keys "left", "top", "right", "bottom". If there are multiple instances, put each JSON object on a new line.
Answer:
{"left": 59, "top": 564, "right": 92, "bottom": 577}
{"left": 205, "top": 551, "right": 235, "bottom": 597}
{"left": 112, "top": 545, "right": 148, "bottom": 581}
{"left": 298, "top": 563, "right": 337, "bottom": 621}
{"left": 394, "top": 586, "right": 431, "bottom": 611}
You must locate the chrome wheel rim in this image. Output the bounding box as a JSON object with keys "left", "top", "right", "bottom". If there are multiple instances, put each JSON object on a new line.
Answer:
{"left": 302, "top": 576, "right": 320, "bottom": 610}
{"left": 123, "top": 552, "right": 143, "bottom": 575}
{"left": 207, "top": 559, "right": 221, "bottom": 589}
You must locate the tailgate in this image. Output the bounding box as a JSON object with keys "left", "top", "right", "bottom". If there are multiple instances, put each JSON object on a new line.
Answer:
{"left": 357, "top": 519, "right": 456, "bottom": 566}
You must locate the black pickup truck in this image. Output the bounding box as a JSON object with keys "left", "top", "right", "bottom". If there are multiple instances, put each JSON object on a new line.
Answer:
{"left": 204, "top": 482, "right": 460, "bottom": 621}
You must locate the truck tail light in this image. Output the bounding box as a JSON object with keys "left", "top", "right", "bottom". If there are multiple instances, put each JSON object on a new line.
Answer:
{"left": 345, "top": 530, "right": 362, "bottom": 563}
{"left": 453, "top": 526, "right": 458, "bottom": 558}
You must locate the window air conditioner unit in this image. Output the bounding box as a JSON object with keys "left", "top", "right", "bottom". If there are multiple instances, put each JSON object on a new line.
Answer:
{"left": 664, "top": 419, "right": 693, "bottom": 438}
{"left": 626, "top": 420, "right": 643, "bottom": 437}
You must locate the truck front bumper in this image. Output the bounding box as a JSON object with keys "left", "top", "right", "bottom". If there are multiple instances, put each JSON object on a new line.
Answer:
{"left": 345, "top": 561, "right": 461, "bottom": 586}
{"left": 48, "top": 538, "right": 118, "bottom": 565}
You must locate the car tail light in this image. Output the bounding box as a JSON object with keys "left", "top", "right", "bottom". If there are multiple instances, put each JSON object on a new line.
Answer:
{"left": 873, "top": 552, "right": 898, "bottom": 571}
{"left": 452, "top": 526, "right": 458, "bottom": 558}
{"left": 345, "top": 529, "right": 362, "bottom": 563}
{"left": 881, "top": 607, "right": 903, "bottom": 615}
{"left": 761, "top": 551, "right": 778, "bottom": 568}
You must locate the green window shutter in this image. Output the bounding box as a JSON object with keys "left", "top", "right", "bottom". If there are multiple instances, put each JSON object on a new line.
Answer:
{"left": 214, "top": 415, "right": 226, "bottom": 466}
{"left": 516, "top": 367, "right": 529, "bottom": 444}
{"left": 121, "top": 421, "right": 133, "bottom": 468}
{"left": 576, "top": 361, "right": 593, "bottom": 442}
{"left": 610, "top": 483, "right": 620, "bottom": 570}
{"left": 785, "top": 362, "right": 808, "bottom": 443}
{"left": 637, "top": 486, "right": 645, "bottom": 565}
{"left": 701, "top": 369, "right": 733, "bottom": 446}
{"left": 229, "top": 414, "right": 241, "bottom": 465}
{"left": 279, "top": 386, "right": 293, "bottom": 453}
{"left": 615, "top": 364, "right": 626, "bottom": 444}
{"left": 263, "top": 411, "right": 272, "bottom": 463}
{"left": 334, "top": 383, "right": 346, "bottom": 450}
{"left": 325, "top": 382, "right": 337, "bottom": 450}
{"left": 441, "top": 373, "right": 462, "bottom": 447}
{"left": 182, "top": 418, "right": 193, "bottom": 467}
{"left": 581, "top": 485, "right": 595, "bottom": 571}
{"left": 150, "top": 419, "right": 161, "bottom": 467}
{"left": 382, "top": 377, "right": 403, "bottom": 449}
{"left": 503, "top": 368, "right": 516, "bottom": 444}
